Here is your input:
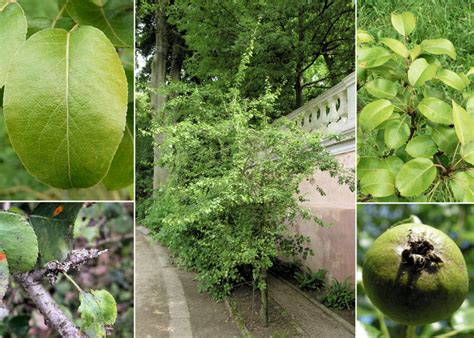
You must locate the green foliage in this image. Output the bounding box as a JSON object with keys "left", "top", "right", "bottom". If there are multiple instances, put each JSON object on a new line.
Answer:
{"left": 102, "top": 104, "right": 134, "bottom": 191}
{"left": 79, "top": 289, "right": 117, "bottom": 338}
{"left": 358, "top": 204, "right": 474, "bottom": 337}
{"left": 29, "top": 203, "right": 82, "bottom": 264}
{"left": 294, "top": 267, "right": 327, "bottom": 291}
{"left": 322, "top": 278, "right": 355, "bottom": 310}
{"left": 0, "top": 0, "right": 133, "bottom": 197}
{"left": 136, "top": 92, "right": 154, "bottom": 220}
{"left": 138, "top": 0, "right": 354, "bottom": 114}
{"left": 67, "top": 0, "right": 133, "bottom": 48}
{"left": 0, "top": 3, "right": 26, "bottom": 88}
{"left": 0, "top": 212, "right": 38, "bottom": 273}
{"left": 357, "top": 9, "right": 473, "bottom": 202}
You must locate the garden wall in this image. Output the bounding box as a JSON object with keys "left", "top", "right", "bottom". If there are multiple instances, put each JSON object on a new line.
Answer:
{"left": 283, "top": 72, "right": 356, "bottom": 284}
{"left": 293, "top": 150, "right": 355, "bottom": 283}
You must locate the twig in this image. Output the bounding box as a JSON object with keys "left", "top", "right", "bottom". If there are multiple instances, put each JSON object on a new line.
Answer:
{"left": 26, "top": 248, "right": 108, "bottom": 283}
{"left": 13, "top": 249, "right": 108, "bottom": 337}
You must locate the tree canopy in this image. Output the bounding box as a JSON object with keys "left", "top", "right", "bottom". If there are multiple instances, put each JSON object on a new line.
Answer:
{"left": 137, "top": 0, "right": 355, "bottom": 115}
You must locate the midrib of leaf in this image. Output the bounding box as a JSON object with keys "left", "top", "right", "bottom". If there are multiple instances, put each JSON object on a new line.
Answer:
{"left": 66, "top": 31, "right": 72, "bottom": 187}
{"left": 97, "top": 0, "right": 128, "bottom": 47}
{"left": 404, "top": 164, "right": 433, "bottom": 188}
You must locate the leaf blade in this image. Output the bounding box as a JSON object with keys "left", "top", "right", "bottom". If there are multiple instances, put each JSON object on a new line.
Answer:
{"left": 4, "top": 27, "right": 128, "bottom": 189}
{"left": 395, "top": 158, "right": 436, "bottom": 196}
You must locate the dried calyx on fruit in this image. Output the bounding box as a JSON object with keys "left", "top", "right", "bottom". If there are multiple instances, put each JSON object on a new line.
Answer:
{"left": 363, "top": 223, "right": 468, "bottom": 326}
{"left": 401, "top": 230, "right": 443, "bottom": 272}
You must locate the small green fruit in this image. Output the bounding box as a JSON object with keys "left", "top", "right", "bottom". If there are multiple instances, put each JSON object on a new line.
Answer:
{"left": 363, "top": 223, "right": 468, "bottom": 325}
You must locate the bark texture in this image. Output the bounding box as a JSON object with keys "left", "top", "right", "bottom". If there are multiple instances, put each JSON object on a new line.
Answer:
{"left": 13, "top": 248, "right": 108, "bottom": 337}
{"left": 151, "top": 0, "right": 169, "bottom": 190}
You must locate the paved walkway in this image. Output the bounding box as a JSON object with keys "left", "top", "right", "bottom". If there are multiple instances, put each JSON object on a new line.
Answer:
{"left": 135, "top": 227, "right": 241, "bottom": 338}
{"left": 268, "top": 275, "right": 354, "bottom": 338}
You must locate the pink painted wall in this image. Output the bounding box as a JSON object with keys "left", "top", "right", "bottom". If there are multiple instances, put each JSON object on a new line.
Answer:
{"left": 289, "top": 151, "right": 355, "bottom": 284}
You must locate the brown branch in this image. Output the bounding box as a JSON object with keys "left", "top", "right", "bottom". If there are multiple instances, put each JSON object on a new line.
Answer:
{"left": 13, "top": 248, "right": 108, "bottom": 337}
{"left": 14, "top": 275, "right": 83, "bottom": 338}
{"left": 26, "top": 248, "right": 108, "bottom": 283}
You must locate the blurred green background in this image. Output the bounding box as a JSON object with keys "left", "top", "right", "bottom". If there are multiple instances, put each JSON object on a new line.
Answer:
{"left": 357, "top": 204, "right": 474, "bottom": 337}
{"left": 0, "top": 202, "right": 133, "bottom": 337}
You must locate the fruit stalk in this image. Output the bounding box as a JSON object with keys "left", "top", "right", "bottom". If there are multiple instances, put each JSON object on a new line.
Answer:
{"left": 406, "top": 325, "right": 416, "bottom": 338}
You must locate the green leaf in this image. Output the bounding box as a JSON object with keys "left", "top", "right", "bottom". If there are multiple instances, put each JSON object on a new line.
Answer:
{"left": 384, "top": 156, "right": 404, "bottom": 177}
{"left": 381, "top": 38, "right": 409, "bottom": 58}
{"left": 0, "top": 3, "right": 27, "bottom": 88}
{"left": 358, "top": 156, "right": 384, "bottom": 178}
{"left": 359, "top": 99, "right": 394, "bottom": 131}
{"left": 395, "top": 158, "right": 437, "bottom": 196}
{"left": 420, "top": 39, "right": 456, "bottom": 60}
{"left": 409, "top": 44, "right": 422, "bottom": 60}
{"left": 431, "top": 125, "right": 457, "bottom": 154}
{"left": 4, "top": 27, "right": 128, "bottom": 189}
{"left": 450, "top": 172, "right": 474, "bottom": 202}
{"left": 391, "top": 12, "right": 416, "bottom": 36}
{"left": 17, "top": 0, "right": 72, "bottom": 35}
{"left": 467, "top": 67, "right": 474, "bottom": 77}
{"left": 358, "top": 156, "right": 400, "bottom": 197}
{"left": 67, "top": 0, "right": 133, "bottom": 48}
{"left": 365, "top": 78, "right": 398, "bottom": 99}
{"left": 405, "top": 135, "right": 437, "bottom": 158}
{"left": 358, "top": 47, "right": 391, "bottom": 69}
{"left": 29, "top": 203, "right": 82, "bottom": 265}
{"left": 119, "top": 48, "right": 134, "bottom": 103}
{"left": 453, "top": 100, "right": 474, "bottom": 145}
{"left": 384, "top": 118, "right": 410, "bottom": 149}
{"left": 436, "top": 69, "right": 467, "bottom": 91}
{"left": 357, "top": 29, "right": 373, "bottom": 44}
{"left": 79, "top": 289, "right": 117, "bottom": 338}
{"left": 461, "top": 141, "right": 474, "bottom": 165}
{"left": 417, "top": 97, "right": 453, "bottom": 125}
{"left": 102, "top": 104, "right": 133, "bottom": 190}
{"left": 0, "top": 212, "right": 38, "bottom": 273}
{"left": 0, "top": 249, "right": 8, "bottom": 303}
{"left": 468, "top": 97, "right": 474, "bottom": 117}
{"left": 360, "top": 168, "right": 395, "bottom": 197}
{"left": 408, "top": 58, "right": 438, "bottom": 86}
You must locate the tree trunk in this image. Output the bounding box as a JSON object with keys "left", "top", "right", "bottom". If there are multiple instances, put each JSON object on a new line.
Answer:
{"left": 151, "top": 0, "right": 169, "bottom": 191}
{"left": 260, "top": 267, "right": 269, "bottom": 327}
{"left": 294, "top": 8, "right": 305, "bottom": 108}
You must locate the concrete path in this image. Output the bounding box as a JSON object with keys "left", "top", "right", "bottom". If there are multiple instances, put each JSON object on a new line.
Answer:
{"left": 268, "top": 275, "right": 354, "bottom": 338}
{"left": 135, "top": 228, "right": 241, "bottom": 338}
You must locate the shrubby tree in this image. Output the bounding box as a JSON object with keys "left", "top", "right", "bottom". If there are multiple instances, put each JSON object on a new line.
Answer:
{"left": 144, "top": 40, "right": 354, "bottom": 325}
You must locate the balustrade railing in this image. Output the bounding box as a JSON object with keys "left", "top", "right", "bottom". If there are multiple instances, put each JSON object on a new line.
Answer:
{"left": 285, "top": 72, "right": 355, "bottom": 138}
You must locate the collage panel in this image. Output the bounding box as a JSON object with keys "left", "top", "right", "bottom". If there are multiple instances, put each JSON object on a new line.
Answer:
{"left": 357, "top": 204, "right": 473, "bottom": 337}
{"left": 0, "top": 0, "right": 134, "bottom": 201}
{"left": 357, "top": 0, "right": 473, "bottom": 202}
{"left": 136, "top": 0, "right": 357, "bottom": 336}
{"left": 0, "top": 202, "right": 133, "bottom": 337}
